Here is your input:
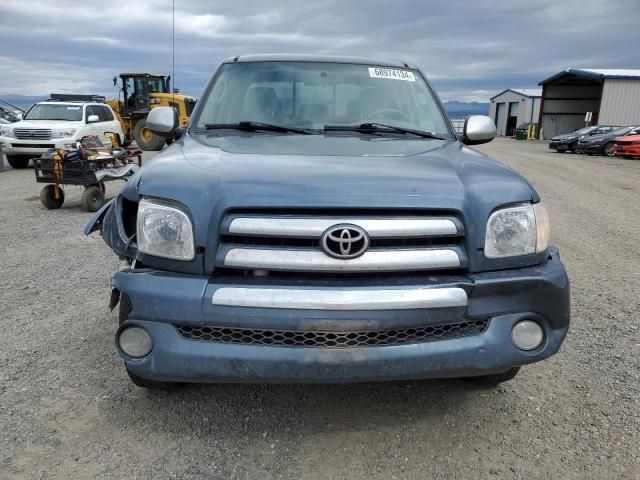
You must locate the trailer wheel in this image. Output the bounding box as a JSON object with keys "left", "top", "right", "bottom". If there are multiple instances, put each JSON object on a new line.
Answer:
{"left": 40, "top": 185, "right": 65, "bottom": 209}
{"left": 6, "top": 155, "right": 30, "bottom": 169}
{"left": 81, "top": 185, "right": 105, "bottom": 212}
{"left": 133, "top": 118, "right": 165, "bottom": 151}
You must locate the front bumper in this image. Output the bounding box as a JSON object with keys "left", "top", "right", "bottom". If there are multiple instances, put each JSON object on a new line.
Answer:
{"left": 0, "top": 138, "right": 74, "bottom": 155}
{"left": 549, "top": 140, "right": 575, "bottom": 150}
{"left": 113, "top": 249, "right": 570, "bottom": 383}
{"left": 615, "top": 146, "right": 640, "bottom": 157}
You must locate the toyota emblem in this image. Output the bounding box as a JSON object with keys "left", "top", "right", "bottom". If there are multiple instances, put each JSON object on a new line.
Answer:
{"left": 321, "top": 224, "right": 370, "bottom": 259}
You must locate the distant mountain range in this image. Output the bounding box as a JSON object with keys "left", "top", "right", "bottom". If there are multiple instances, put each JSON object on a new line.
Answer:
{"left": 0, "top": 94, "right": 48, "bottom": 111}
{"left": 1, "top": 94, "right": 490, "bottom": 119}
{"left": 443, "top": 101, "right": 489, "bottom": 119}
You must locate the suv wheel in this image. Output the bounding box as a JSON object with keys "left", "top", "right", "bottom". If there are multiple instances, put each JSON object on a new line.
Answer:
{"left": 134, "top": 118, "right": 165, "bottom": 151}
{"left": 463, "top": 367, "right": 521, "bottom": 388}
{"left": 6, "top": 155, "right": 30, "bottom": 169}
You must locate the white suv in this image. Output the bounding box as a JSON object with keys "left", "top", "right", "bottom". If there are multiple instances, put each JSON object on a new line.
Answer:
{"left": 0, "top": 97, "right": 124, "bottom": 169}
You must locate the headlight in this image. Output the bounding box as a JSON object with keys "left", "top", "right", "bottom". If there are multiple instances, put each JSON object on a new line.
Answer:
{"left": 136, "top": 198, "right": 195, "bottom": 261}
{"left": 484, "top": 203, "right": 550, "bottom": 258}
{"left": 0, "top": 126, "right": 14, "bottom": 138}
{"left": 51, "top": 128, "right": 76, "bottom": 138}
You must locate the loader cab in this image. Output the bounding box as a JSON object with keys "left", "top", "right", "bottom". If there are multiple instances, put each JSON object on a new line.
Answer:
{"left": 117, "top": 73, "right": 170, "bottom": 115}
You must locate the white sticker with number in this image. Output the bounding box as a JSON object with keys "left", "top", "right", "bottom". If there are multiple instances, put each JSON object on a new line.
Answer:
{"left": 368, "top": 67, "right": 415, "bottom": 82}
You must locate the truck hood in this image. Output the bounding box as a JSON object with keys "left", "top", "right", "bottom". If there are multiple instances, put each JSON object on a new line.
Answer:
{"left": 9, "top": 119, "right": 80, "bottom": 129}
{"left": 122, "top": 132, "right": 537, "bottom": 247}
{"left": 551, "top": 134, "right": 580, "bottom": 141}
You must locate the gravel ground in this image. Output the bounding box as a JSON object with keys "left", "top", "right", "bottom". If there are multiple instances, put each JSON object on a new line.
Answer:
{"left": 0, "top": 139, "right": 639, "bottom": 479}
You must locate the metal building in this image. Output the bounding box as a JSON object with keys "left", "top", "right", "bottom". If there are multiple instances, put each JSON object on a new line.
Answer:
{"left": 538, "top": 68, "right": 640, "bottom": 139}
{"left": 489, "top": 88, "right": 542, "bottom": 136}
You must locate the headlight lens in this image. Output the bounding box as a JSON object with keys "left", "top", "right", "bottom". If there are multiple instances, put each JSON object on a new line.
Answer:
{"left": 484, "top": 203, "right": 550, "bottom": 258}
{"left": 0, "top": 126, "right": 14, "bottom": 138}
{"left": 136, "top": 198, "right": 195, "bottom": 261}
{"left": 51, "top": 128, "right": 76, "bottom": 138}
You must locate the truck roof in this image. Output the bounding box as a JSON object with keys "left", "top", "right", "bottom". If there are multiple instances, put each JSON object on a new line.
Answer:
{"left": 120, "top": 73, "right": 167, "bottom": 78}
{"left": 222, "top": 53, "right": 416, "bottom": 69}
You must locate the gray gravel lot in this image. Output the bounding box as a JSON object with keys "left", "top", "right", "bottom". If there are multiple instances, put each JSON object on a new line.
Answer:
{"left": 1, "top": 138, "right": 639, "bottom": 479}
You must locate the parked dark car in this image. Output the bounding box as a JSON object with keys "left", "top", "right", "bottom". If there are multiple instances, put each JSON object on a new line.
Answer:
{"left": 549, "top": 125, "right": 619, "bottom": 152}
{"left": 575, "top": 125, "right": 640, "bottom": 156}
{"left": 86, "top": 54, "right": 570, "bottom": 389}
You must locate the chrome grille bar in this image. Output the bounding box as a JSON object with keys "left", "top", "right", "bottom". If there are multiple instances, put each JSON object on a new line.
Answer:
{"left": 13, "top": 129, "right": 53, "bottom": 140}
{"left": 211, "top": 286, "right": 468, "bottom": 310}
{"left": 221, "top": 247, "right": 461, "bottom": 272}
{"left": 227, "top": 217, "right": 459, "bottom": 237}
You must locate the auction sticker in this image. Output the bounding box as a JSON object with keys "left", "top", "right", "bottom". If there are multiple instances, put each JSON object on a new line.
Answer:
{"left": 368, "top": 67, "right": 415, "bottom": 82}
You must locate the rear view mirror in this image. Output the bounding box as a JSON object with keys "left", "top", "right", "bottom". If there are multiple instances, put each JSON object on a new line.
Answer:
{"left": 87, "top": 115, "right": 99, "bottom": 123}
{"left": 461, "top": 115, "right": 496, "bottom": 145}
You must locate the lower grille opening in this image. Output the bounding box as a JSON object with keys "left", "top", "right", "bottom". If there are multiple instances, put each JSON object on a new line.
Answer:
{"left": 175, "top": 319, "right": 489, "bottom": 348}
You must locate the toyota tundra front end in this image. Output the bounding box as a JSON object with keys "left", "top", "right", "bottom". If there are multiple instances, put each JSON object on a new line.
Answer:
{"left": 86, "top": 55, "right": 570, "bottom": 388}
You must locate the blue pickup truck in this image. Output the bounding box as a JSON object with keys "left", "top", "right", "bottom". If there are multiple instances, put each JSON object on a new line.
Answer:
{"left": 86, "top": 54, "right": 570, "bottom": 389}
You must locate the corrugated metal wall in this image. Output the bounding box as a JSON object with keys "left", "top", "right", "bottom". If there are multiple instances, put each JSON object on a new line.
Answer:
{"left": 540, "top": 84, "right": 601, "bottom": 138}
{"left": 599, "top": 79, "right": 640, "bottom": 125}
{"left": 531, "top": 97, "right": 541, "bottom": 124}
{"left": 490, "top": 91, "right": 538, "bottom": 135}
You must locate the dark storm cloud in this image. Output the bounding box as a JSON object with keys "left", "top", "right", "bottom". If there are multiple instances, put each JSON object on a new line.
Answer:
{"left": 1, "top": 0, "right": 638, "bottom": 100}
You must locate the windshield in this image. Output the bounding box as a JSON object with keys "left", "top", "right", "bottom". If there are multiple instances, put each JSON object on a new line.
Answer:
{"left": 194, "top": 62, "right": 452, "bottom": 137}
{"left": 24, "top": 104, "right": 83, "bottom": 121}
{"left": 610, "top": 126, "right": 633, "bottom": 136}
{"left": 573, "top": 126, "right": 596, "bottom": 135}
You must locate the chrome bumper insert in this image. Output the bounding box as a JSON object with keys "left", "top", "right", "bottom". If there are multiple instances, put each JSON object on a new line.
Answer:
{"left": 222, "top": 247, "right": 461, "bottom": 272}
{"left": 212, "top": 286, "right": 468, "bottom": 310}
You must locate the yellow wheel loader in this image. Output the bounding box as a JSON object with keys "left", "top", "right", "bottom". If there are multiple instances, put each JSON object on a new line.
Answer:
{"left": 107, "top": 73, "right": 196, "bottom": 151}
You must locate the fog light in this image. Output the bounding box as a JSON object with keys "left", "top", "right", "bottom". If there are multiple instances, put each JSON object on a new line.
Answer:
{"left": 511, "top": 320, "right": 544, "bottom": 351}
{"left": 118, "top": 327, "right": 152, "bottom": 358}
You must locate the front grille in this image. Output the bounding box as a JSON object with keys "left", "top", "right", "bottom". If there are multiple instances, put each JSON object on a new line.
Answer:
{"left": 216, "top": 210, "right": 466, "bottom": 273}
{"left": 176, "top": 319, "right": 488, "bottom": 348}
{"left": 13, "top": 128, "right": 52, "bottom": 140}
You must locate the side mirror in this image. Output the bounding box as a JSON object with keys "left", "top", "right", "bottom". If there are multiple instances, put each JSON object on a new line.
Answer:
{"left": 87, "top": 115, "right": 99, "bottom": 123}
{"left": 460, "top": 115, "right": 496, "bottom": 145}
{"left": 146, "top": 106, "right": 178, "bottom": 138}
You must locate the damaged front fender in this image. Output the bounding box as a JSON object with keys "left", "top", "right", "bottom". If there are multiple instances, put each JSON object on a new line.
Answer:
{"left": 84, "top": 199, "right": 115, "bottom": 235}
{"left": 85, "top": 195, "right": 136, "bottom": 259}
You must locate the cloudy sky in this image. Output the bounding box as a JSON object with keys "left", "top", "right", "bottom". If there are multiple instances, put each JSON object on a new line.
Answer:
{"left": 1, "top": 0, "right": 638, "bottom": 102}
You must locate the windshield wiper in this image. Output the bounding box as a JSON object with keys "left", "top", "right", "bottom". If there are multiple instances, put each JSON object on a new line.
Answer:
{"left": 324, "top": 123, "right": 444, "bottom": 140}
{"left": 204, "top": 121, "right": 310, "bottom": 135}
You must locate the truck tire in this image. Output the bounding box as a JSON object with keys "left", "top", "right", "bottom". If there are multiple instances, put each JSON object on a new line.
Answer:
{"left": 40, "top": 185, "right": 65, "bottom": 209}
{"left": 118, "top": 293, "right": 176, "bottom": 390}
{"left": 81, "top": 185, "right": 105, "bottom": 212}
{"left": 463, "top": 366, "right": 521, "bottom": 388}
{"left": 133, "top": 118, "right": 165, "bottom": 151}
{"left": 6, "top": 155, "right": 30, "bottom": 169}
